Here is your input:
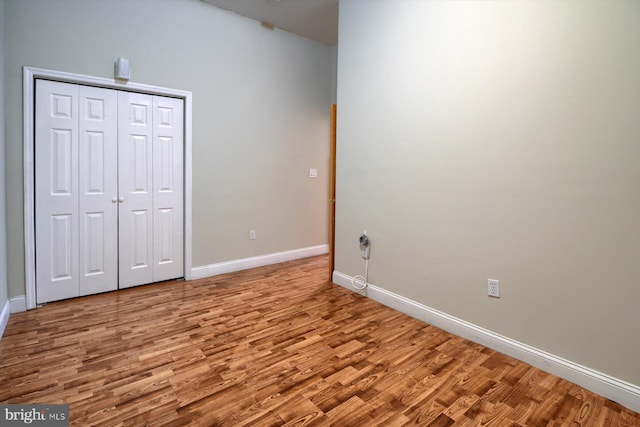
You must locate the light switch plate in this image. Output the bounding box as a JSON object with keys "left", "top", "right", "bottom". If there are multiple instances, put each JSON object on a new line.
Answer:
{"left": 115, "top": 58, "right": 130, "bottom": 80}
{"left": 309, "top": 168, "right": 317, "bottom": 178}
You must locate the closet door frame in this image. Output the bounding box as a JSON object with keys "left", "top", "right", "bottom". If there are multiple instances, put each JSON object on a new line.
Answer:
{"left": 23, "top": 66, "right": 193, "bottom": 310}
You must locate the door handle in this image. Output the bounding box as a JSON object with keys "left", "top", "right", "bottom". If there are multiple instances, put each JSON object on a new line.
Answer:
{"left": 118, "top": 197, "right": 124, "bottom": 203}
{"left": 112, "top": 197, "right": 118, "bottom": 203}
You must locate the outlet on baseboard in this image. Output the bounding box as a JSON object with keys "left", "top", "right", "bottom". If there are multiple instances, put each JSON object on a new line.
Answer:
{"left": 488, "top": 279, "right": 500, "bottom": 298}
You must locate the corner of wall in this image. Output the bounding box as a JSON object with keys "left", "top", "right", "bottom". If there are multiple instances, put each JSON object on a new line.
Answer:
{"left": 0, "top": 0, "right": 10, "bottom": 333}
{"left": 330, "top": 45, "right": 338, "bottom": 104}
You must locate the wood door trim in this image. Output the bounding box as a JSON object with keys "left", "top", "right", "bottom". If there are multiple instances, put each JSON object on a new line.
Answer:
{"left": 329, "top": 104, "right": 337, "bottom": 280}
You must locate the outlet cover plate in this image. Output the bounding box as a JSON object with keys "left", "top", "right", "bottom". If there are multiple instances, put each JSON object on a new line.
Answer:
{"left": 488, "top": 279, "right": 500, "bottom": 298}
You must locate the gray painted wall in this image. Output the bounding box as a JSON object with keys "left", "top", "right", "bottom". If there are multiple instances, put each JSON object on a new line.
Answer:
{"left": 4, "top": 0, "right": 333, "bottom": 300}
{"left": 336, "top": 0, "right": 640, "bottom": 386}
{"left": 0, "top": 0, "right": 8, "bottom": 314}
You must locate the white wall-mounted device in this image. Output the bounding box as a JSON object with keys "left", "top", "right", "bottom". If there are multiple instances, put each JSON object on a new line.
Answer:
{"left": 359, "top": 231, "right": 370, "bottom": 259}
{"left": 353, "top": 230, "right": 371, "bottom": 290}
{"left": 115, "top": 57, "right": 130, "bottom": 81}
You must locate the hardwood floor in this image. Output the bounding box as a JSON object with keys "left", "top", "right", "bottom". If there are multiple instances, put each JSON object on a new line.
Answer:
{"left": 1, "top": 256, "right": 639, "bottom": 426}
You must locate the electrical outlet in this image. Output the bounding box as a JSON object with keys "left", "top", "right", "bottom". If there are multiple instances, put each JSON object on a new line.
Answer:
{"left": 488, "top": 279, "right": 500, "bottom": 298}
{"left": 249, "top": 230, "right": 256, "bottom": 240}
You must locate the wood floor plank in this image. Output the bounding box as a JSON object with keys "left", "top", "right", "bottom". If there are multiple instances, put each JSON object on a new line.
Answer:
{"left": 1, "top": 255, "right": 639, "bottom": 426}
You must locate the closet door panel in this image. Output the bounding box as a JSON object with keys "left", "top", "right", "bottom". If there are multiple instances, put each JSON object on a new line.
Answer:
{"left": 118, "top": 92, "right": 154, "bottom": 288}
{"left": 78, "top": 86, "right": 118, "bottom": 295}
{"left": 35, "top": 80, "right": 80, "bottom": 303}
{"left": 36, "top": 82, "right": 185, "bottom": 300}
{"left": 153, "top": 96, "right": 184, "bottom": 282}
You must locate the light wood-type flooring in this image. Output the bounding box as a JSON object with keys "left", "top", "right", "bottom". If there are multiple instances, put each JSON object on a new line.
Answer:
{"left": 1, "top": 256, "right": 639, "bottom": 426}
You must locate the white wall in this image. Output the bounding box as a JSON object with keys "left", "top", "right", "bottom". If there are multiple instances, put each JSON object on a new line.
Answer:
{"left": 336, "top": 0, "right": 640, "bottom": 387}
{"left": 330, "top": 46, "right": 338, "bottom": 104}
{"left": 4, "top": 0, "right": 333, "bottom": 299}
{"left": 0, "top": 0, "right": 9, "bottom": 317}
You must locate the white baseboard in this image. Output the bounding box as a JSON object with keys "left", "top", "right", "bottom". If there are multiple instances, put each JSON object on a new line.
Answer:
{"left": 191, "top": 244, "right": 329, "bottom": 280}
{"left": 9, "top": 295, "right": 27, "bottom": 313}
{"left": 0, "top": 300, "right": 10, "bottom": 340}
{"left": 333, "top": 270, "right": 640, "bottom": 413}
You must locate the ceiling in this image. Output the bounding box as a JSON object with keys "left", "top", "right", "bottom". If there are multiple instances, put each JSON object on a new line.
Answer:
{"left": 201, "top": 0, "right": 338, "bottom": 46}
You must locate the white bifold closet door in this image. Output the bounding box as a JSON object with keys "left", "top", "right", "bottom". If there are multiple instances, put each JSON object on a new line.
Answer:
{"left": 35, "top": 80, "right": 118, "bottom": 303}
{"left": 117, "top": 92, "right": 184, "bottom": 288}
{"left": 35, "top": 80, "right": 184, "bottom": 304}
